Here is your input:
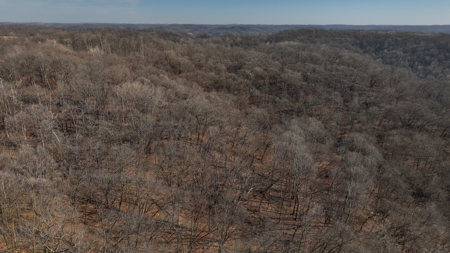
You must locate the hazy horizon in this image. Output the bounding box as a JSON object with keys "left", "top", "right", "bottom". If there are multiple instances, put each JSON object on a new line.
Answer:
{"left": 1, "top": 0, "right": 449, "bottom": 25}
{"left": 3, "top": 22, "right": 450, "bottom": 27}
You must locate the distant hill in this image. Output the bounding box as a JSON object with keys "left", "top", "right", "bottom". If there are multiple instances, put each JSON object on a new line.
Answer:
{"left": 2, "top": 23, "right": 450, "bottom": 36}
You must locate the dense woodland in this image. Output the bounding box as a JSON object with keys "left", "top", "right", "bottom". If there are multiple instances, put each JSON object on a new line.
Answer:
{"left": 0, "top": 25, "right": 450, "bottom": 252}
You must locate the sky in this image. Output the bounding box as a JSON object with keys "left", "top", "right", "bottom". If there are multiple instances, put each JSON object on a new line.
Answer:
{"left": 0, "top": 0, "right": 449, "bottom": 25}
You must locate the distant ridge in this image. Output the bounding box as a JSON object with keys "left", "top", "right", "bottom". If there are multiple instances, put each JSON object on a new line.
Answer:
{"left": 2, "top": 23, "right": 450, "bottom": 35}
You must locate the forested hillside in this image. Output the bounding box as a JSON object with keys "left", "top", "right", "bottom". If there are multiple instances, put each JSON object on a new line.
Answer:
{"left": 0, "top": 25, "right": 449, "bottom": 253}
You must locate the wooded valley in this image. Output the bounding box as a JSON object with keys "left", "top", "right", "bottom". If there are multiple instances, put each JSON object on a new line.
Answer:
{"left": 0, "top": 25, "right": 449, "bottom": 252}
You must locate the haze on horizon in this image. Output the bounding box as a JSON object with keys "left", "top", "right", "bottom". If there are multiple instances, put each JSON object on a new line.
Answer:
{"left": 0, "top": 0, "right": 449, "bottom": 25}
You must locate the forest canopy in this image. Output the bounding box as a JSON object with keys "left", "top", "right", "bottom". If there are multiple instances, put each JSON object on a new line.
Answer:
{"left": 0, "top": 25, "right": 449, "bottom": 252}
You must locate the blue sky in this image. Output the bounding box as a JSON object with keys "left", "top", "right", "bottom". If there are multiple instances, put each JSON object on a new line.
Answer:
{"left": 0, "top": 0, "right": 449, "bottom": 25}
